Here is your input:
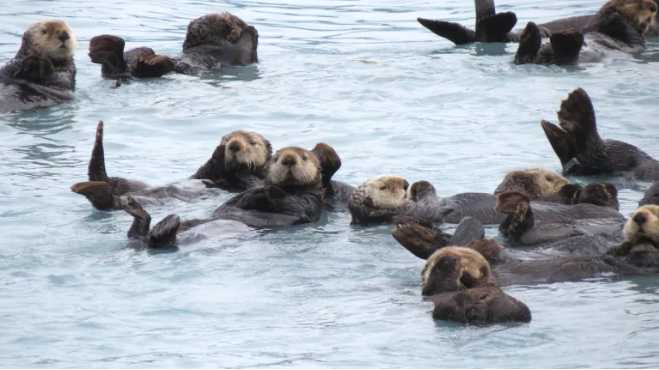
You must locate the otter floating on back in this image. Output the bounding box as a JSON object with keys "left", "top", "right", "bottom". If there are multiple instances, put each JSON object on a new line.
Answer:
{"left": 88, "top": 12, "right": 258, "bottom": 79}
{"left": 0, "top": 20, "right": 77, "bottom": 112}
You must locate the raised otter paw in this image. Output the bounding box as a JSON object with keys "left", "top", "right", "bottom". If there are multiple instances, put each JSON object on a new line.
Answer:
{"left": 133, "top": 54, "right": 176, "bottom": 78}
{"left": 392, "top": 221, "right": 448, "bottom": 260}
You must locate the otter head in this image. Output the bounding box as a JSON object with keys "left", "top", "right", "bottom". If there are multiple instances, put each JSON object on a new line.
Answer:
{"left": 266, "top": 147, "right": 321, "bottom": 189}
{"left": 421, "top": 247, "right": 493, "bottom": 296}
{"left": 640, "top": 182, "right": 659, "bottom": 206}
{"left": 182, "top": 12, "right": 258, "bottom": 65}
{"left": 407, "top": 180, "right": 437, "bottom": 202}
{"left": 495, "top": 168, "right": 568, "bottom": 200}
{"left": 624, "top": 205, "right": 659, "bottom": 245}
{"left": 219, "top": 131, "right": 271, "bottom": 173}
{"left": 348, "top": 176, "right": 410, "bottom": 225}
{"left": 431, "top": 286, "right": 531, "bottom": 324}
{"left": 602, "top": 0, "right": 658, "bottom": 35}
{"left": 23, "top": 20, "right": 76, "bottom": 61}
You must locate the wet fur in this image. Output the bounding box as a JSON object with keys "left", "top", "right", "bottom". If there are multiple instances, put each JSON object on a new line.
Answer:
{"left": 422, "top": 246, "right": 493, "bottom": 296}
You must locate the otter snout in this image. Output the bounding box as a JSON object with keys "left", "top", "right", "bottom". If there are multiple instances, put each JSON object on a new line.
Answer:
{"left": 281, "top": 154, "right": 297, "bottom": 167}
{"left": 634, "top": 212, "right": 647, "bottom": 225}
{"left": 228, "top": 140, "right": 242, "bottom": 153}
{"left": 59, "top": 31, "right": 70, "bottom": 43}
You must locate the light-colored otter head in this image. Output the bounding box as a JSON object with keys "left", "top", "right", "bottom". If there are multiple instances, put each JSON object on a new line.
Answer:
{"left": 624, "top": 205, "right": 659, "bottom": 244}
{"left": 601, "top": 0, "right": 658, "bottom": 34}
{"left": 220, "top": 130, "right": 271, "bottom": 172}
{"left": 266, "top": 147, "right": 321, "bottom": 188}
{"left": 422, "top": 246, "right": 493, "bottom": 296}
{"left": 358, "top": 176, "right": 410, "bottom": 209}
{"left": 495, "top": 168, "right": 568, "bottom": 200}
{"left": 24, "top": 20, "right": 76, "bottom": 61}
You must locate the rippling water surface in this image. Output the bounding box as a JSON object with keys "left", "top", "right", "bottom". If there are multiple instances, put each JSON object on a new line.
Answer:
{"left": 1, "top": 0, "right": 659, "bottom": 367}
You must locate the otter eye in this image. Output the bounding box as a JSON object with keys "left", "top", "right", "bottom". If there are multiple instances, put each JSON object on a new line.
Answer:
{"left": 41, "top": 30, "right": 47, "bottom": 35}
{"left": 249, "top": 141, "right": 256, "bottom": 145}
{"left": 379, "top": 186, "right": 386, "bottom": 191}
{"left": 302, "top": 155, "right": 308, "bottom": 161}
{"left": 545, "top": 176, "right": 553, "bottom": 182}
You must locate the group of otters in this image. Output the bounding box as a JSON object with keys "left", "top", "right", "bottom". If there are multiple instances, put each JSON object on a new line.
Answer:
{"left": 2, "top": 0, "right": 659, "bottom": 326}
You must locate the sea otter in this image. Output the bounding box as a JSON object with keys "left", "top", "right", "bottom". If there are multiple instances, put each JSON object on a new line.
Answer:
{"left": 541, "top": 88, "right": 659, "bottom": 180}
{"left": 495, "top": 191, "right": 625, "bottom": 253}
{"left": 0, "top": 20, "right": 77, "bottom": 112}
{"left": 394, "top": 220, "right": 658, "bottom": 289}
{"left": 88, "top": 35, "right": 178, "bottom": 79}
{"left": 417, "top": 0, "right": 659, "bottom": 46}
{"left": 71, "top": 121, "right": 272, "bottom": 210}
{"left": 402, "top": 172, "right": 616, "bottom": 226}
{"left": 88, "top": 12, "right": 257, "bottom": 79}
{"left": 211, "top": 146, "right": 325, "bottom": 227}
{"left": 514, "top": 0, "right": 658, "bottom": 65}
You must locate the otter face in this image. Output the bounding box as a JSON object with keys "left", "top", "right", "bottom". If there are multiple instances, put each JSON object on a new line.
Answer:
{"left": 26, "top": 20, "right": 76, "bottom": 61}
{"left": 619, "top": 0, "right": 658, "bottom": 34}
{"left": 421, "top": 247, "right": 492, "bottom": 296}
{"left": 407, "top": 180, "right": 437, "bottom": 202}
{"left": 495, "top": 168, "right": 568, "bottom": 200}
{"left": 221, "top": 131, "right": 271, "bottom": 172}
{"left": 624, "top": 205, "right": 659, "bottom": 244}
{"left": 432, "top": 287, "right": 532, "bottom": 324}
{"left": 266, "top": 147, "right": 321, "bottom": 188}
{"left": 359, "top": 176, "right": 410, "bottom": 209}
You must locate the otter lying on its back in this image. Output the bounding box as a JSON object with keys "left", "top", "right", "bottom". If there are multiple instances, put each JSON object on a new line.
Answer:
{"left": 0, "top": 20, "right": 77, "bottom": 112}
{"left": 514, "top": 0, "right": 658, "bottom": 65}
{"left": 541, "top": 88, "right": 659, "bottom": 180}
{"left": 71, "top": 122, "right": 272, "bottom": 210}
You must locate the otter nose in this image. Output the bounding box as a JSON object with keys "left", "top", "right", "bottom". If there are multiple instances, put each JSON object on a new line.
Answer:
{"left": 228, "top": 141, "right": 242, "bottom": 153}
{"left": 282, "top": 155, "right": 297, "bottom": 167}
{"left": 59, "top": 32, "right": 70, "bottom": 43}
{"left": 634, "top": 213, "right": 647, "bottom": 226}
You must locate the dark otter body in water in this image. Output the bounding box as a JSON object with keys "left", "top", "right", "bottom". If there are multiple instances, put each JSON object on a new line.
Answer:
{"left": 542, "top": 89, "right": 659, "bottom": 180}
{"left": 0, "top": 20, "right": 77, "bottom": 112}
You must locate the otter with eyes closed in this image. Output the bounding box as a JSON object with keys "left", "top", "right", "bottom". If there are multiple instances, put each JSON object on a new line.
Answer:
{"left": 0, "top": 20, "right": 77, "bottom": 112}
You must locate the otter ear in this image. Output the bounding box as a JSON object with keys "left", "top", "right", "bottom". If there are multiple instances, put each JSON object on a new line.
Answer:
{"left": 496, "top": 191, "right": 530, "bottom": 213}
{"left": 263, "top": 139, "right": 273, "bottom": 159}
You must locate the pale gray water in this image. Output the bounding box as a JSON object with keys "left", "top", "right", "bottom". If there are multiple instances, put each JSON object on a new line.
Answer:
{"left": 1, "top": 0, "right": 659, "bottom": 367}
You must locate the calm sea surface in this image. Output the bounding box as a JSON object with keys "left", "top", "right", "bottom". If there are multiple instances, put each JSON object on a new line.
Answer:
{"left": 1, "top": 0, "right": 658, "bottom": 367}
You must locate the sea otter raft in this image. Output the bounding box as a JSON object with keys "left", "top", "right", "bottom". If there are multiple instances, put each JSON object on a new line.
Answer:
{"left": 0, "top": 20, "right": 77, "bottom": 112}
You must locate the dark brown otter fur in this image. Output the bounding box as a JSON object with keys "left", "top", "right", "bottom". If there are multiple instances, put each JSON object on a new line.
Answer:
{"left": 542, "top": 88, "right": 659, "bottom": 180}
{"left": 89, "top": 35, "right": 179, "bottom": 79}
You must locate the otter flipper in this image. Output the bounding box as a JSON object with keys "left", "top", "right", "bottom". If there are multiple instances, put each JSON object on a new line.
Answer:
{"left": 549, "top": 31, "right": 584, "bottom": 64}
{"left": 449, "top": 217, "right": 485, "bottom": 246}
{"left": 417, "top": 18, "right": 476, "bottom": 45}
{"left": 89, "top": 121, "right": 109, "bottom": 182}
{"left": 71, "top": 181, "right": 117, "bottom": 210}
{"left": 515, "top": 22, "right": 542, "bottom": 64}
{"left": 476, "top": 12, "right": 517, "bottom": 42}
{"left": 148, "top": 214, "right": 181, "bottom": 248}
{"left": 122, "top": 195, "right": 151, "bottom": 240}
{"left": 541, "top": 120, "right": 576, "bottom": 168}
{"left": 311, "top": 143, "right": 342, "bottom": 187}
{"left": 392, "top": 221, "right": 451, "bottom": 260}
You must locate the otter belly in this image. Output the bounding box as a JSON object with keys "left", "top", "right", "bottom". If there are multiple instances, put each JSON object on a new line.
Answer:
{"left": 0, "top": 81, "right": 72, "bottom": 113}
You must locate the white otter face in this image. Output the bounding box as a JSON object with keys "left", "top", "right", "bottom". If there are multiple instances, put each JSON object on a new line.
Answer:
{"left": 27, "top": 20, "right": 76, "bottom": 60}
{"left": 360, "top": 176, "right": 409, "bottom": 209}
{"left": 267, "top": 147, "right": 320, "bottom": 187}
{"left": 624, "top": 205, "right": 659, "bottom": 244}
{"left": 222, "top": 131, "right": 270, "bottom": 171}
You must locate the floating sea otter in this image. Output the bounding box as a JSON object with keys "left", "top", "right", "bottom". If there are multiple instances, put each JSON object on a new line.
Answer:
{"left": 541, "top": 88, "right": 659, "bottom": 180}
{"left": 0, "top": 20, "right": 77, "bottom": 112}
{"left": 120, "top": 145, "right": 335, "bottom": 248}
{"left": 71, "top": 121, "right": 272, "bottom": 210}
{"left": 514, "top": 0, "right": 658, "bottom": 65}
{"left": 89, "top": 12, "right": 258, "bottom": 79}
{"left": 417, "top": 0, "right": 659, "bottom": 46}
